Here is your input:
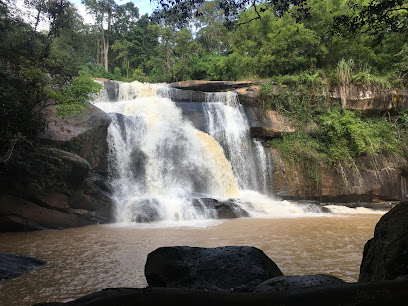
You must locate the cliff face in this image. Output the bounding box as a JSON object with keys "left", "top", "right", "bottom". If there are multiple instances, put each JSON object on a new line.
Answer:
{"left": 0, "top": 102, "right": 114, "bottom": 232}
{"left": 268, "top": 149, "right": 408, "bottom": 202}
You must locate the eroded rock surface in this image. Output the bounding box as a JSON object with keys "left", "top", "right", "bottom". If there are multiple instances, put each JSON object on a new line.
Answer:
{"left": 269, "top": 149, "right": 408, "bottom": 202}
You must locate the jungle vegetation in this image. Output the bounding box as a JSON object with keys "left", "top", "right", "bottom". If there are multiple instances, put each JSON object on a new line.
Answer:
{"left": 0, "top": 0, "right": 407, "bottom": 181}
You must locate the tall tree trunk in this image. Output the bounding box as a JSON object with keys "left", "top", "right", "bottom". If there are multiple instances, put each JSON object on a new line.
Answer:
{"left": 101, "top": 26, "right": 107, "bottom": 70}
{"left": 103, "top": 35, "right": 109, "bottom": 71}
{"left": 96, "top": 37, "right": 101, "bottom": 65}
{"left": 102, "top": 5, "right": 112, "bottom": 72}
{"left": 34, "top": 6, "right": 42, "bottom": 32}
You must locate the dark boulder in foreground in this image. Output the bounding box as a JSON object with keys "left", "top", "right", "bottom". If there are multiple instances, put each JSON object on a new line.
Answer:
{"left": 38, "top": 278, "right": 408, "bottom": 306}
{"left": 254, "top": 274, "right": 344, "bottom": 292}
{"left": 0, "top": 253, "right": 47, "bottom": 281}
{"left": 359, "top": 201, "right": 408, "bottom": 282}
{"left": 145, "top": 246, "right": 283, "bottom": 291}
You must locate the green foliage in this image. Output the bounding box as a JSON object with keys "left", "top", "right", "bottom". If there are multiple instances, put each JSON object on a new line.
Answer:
{"left": 398, "top": 108, "right": 408, "bottom": 129}
{"left": 268, "top": 106, "right": 403, "bottom": 182}
{"left": 63, "top": 0, "right": 407, "bottom": 85}
{"left": 132, "top": 68, "right": 149, "bottom": 82}
{"left": 56, "top": 76, "right": 102, "bottom": 118}
{"left": 319, "top": 109, "right": 369, "bottom": 162}
{"left": 337, "top": 59, "right": 354, "bottom": 86}
{"left": 395, "top": 43, "right": 408, "bottom": 83}
{"left": 269, "top": 133, "right": 324, "bottom": 182}
{"left": 318, "top": 109, "right": 401, "bottom": 163}
{"left": 259, "top": 71, "right": 329, "bottom": 124}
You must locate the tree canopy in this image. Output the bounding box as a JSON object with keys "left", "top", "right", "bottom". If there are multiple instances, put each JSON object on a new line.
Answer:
{"left": 0, "top": 0, "right": 407, "bottom": 189}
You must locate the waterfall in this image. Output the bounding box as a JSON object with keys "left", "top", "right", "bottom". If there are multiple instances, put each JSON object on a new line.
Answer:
{"left": 202, "top": 92, "right": 272, "bottom": 194}
{"left": 93, "top": 81, "right": 324, "bottom": 224}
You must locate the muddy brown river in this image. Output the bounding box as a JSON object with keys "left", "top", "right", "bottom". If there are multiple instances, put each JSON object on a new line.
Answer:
{"left": 0, "top": 213, "right": 384, "bottom": 305}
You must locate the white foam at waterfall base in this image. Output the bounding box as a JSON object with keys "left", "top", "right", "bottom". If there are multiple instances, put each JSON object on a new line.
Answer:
{"left": 324, "top": 205, "right": 388, "bottom": 215}
{"left": 237, "top": 190, "right": 324, "bottom": 218}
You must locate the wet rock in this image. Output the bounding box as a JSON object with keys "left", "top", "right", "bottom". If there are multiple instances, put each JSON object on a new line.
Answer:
{"left": 38, "top": 102, "right": 111, "bottom": 173}
{"left": 0, "top": 253, "right": 47, "bottom": 281}
{"left": 175, "top": 102, "right": 207, "bottom": 131}
{"left": 167, "top": 88, "right": 207, "bottom": 103}
{"left": 1, "top": 98, "right": 114, "bottom": 232}
{"left": 294, "top": 200, "right": 330, "bottom": 213}
{"left": 359, "top": 201, "right": 408, "bottom": 282}
{"left": 234, "top": 85, "right": 261, "bottom": 105}
{"left": 254, "top": 274, "right": 345, "bottom": 292}
{"left": 0, "top": 148, "right": 114, "bottom": 232}
{"left": 144, "top": 246, "right": 283, "bottom": 291}
{"left": 100, "top": 79, "right": 120, "bottom": 101}
{"left": 128, "top": 200, "right": 161, "bottom": 223}
{"left": 192, "top": 198, "right": 250, "bottom": 219}
{"left": 70, "top": 172, "right": 114, "bottom": 223}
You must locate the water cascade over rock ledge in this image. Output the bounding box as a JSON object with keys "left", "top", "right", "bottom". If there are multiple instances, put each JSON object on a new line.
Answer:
{"left": 2, "top": 79, "right": 404, "bottom": 232}
{"left": 92, "top": 80, "right": 405, "bottom": 223}
{"left": 93, "top": 80, "right": 327, "bottom": 224}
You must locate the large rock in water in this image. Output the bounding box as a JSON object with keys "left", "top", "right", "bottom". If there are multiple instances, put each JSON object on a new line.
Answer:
{"left": 192, "top": 198, "right": 250, "bottom": 219}
{"left": 359, "top": 201, "right": 408, "bottom": 282}
{"left": 145, "top": 246, "right": 283, "bottom": 292}
{"left": 0, "top": 253, "right": 46, "bottom": 280}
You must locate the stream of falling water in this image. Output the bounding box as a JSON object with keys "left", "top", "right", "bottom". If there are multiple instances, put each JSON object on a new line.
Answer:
{"left": 92, "top": 81, "right": 374, "bottom": 224}
{"left": 202, "top": 92, "right": 272, "bottom": 193}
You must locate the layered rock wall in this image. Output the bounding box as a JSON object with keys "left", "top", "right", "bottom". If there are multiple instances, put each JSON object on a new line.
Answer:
{"left": 0, "top": 102, "right": 114, "bottom": 232}
{"left": 268, "top": 149, "right": 408, "bottom": 202}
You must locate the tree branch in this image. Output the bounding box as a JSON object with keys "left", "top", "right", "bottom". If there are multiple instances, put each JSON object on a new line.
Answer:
{"left": 233, "top": 1, "right": 262, "bottom": 30}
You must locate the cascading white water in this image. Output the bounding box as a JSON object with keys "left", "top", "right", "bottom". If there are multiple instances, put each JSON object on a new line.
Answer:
{"left": 95, "top": 83, "right": 241, "bottom": 223}
{"left": 253, "top": 139, "right": 269, "bottom": 195}
{"left": 202, "top": 92, "right": 272, "bottom": 193}
{"left": 93, "top": 81, "right": 325, "bottom": 224}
